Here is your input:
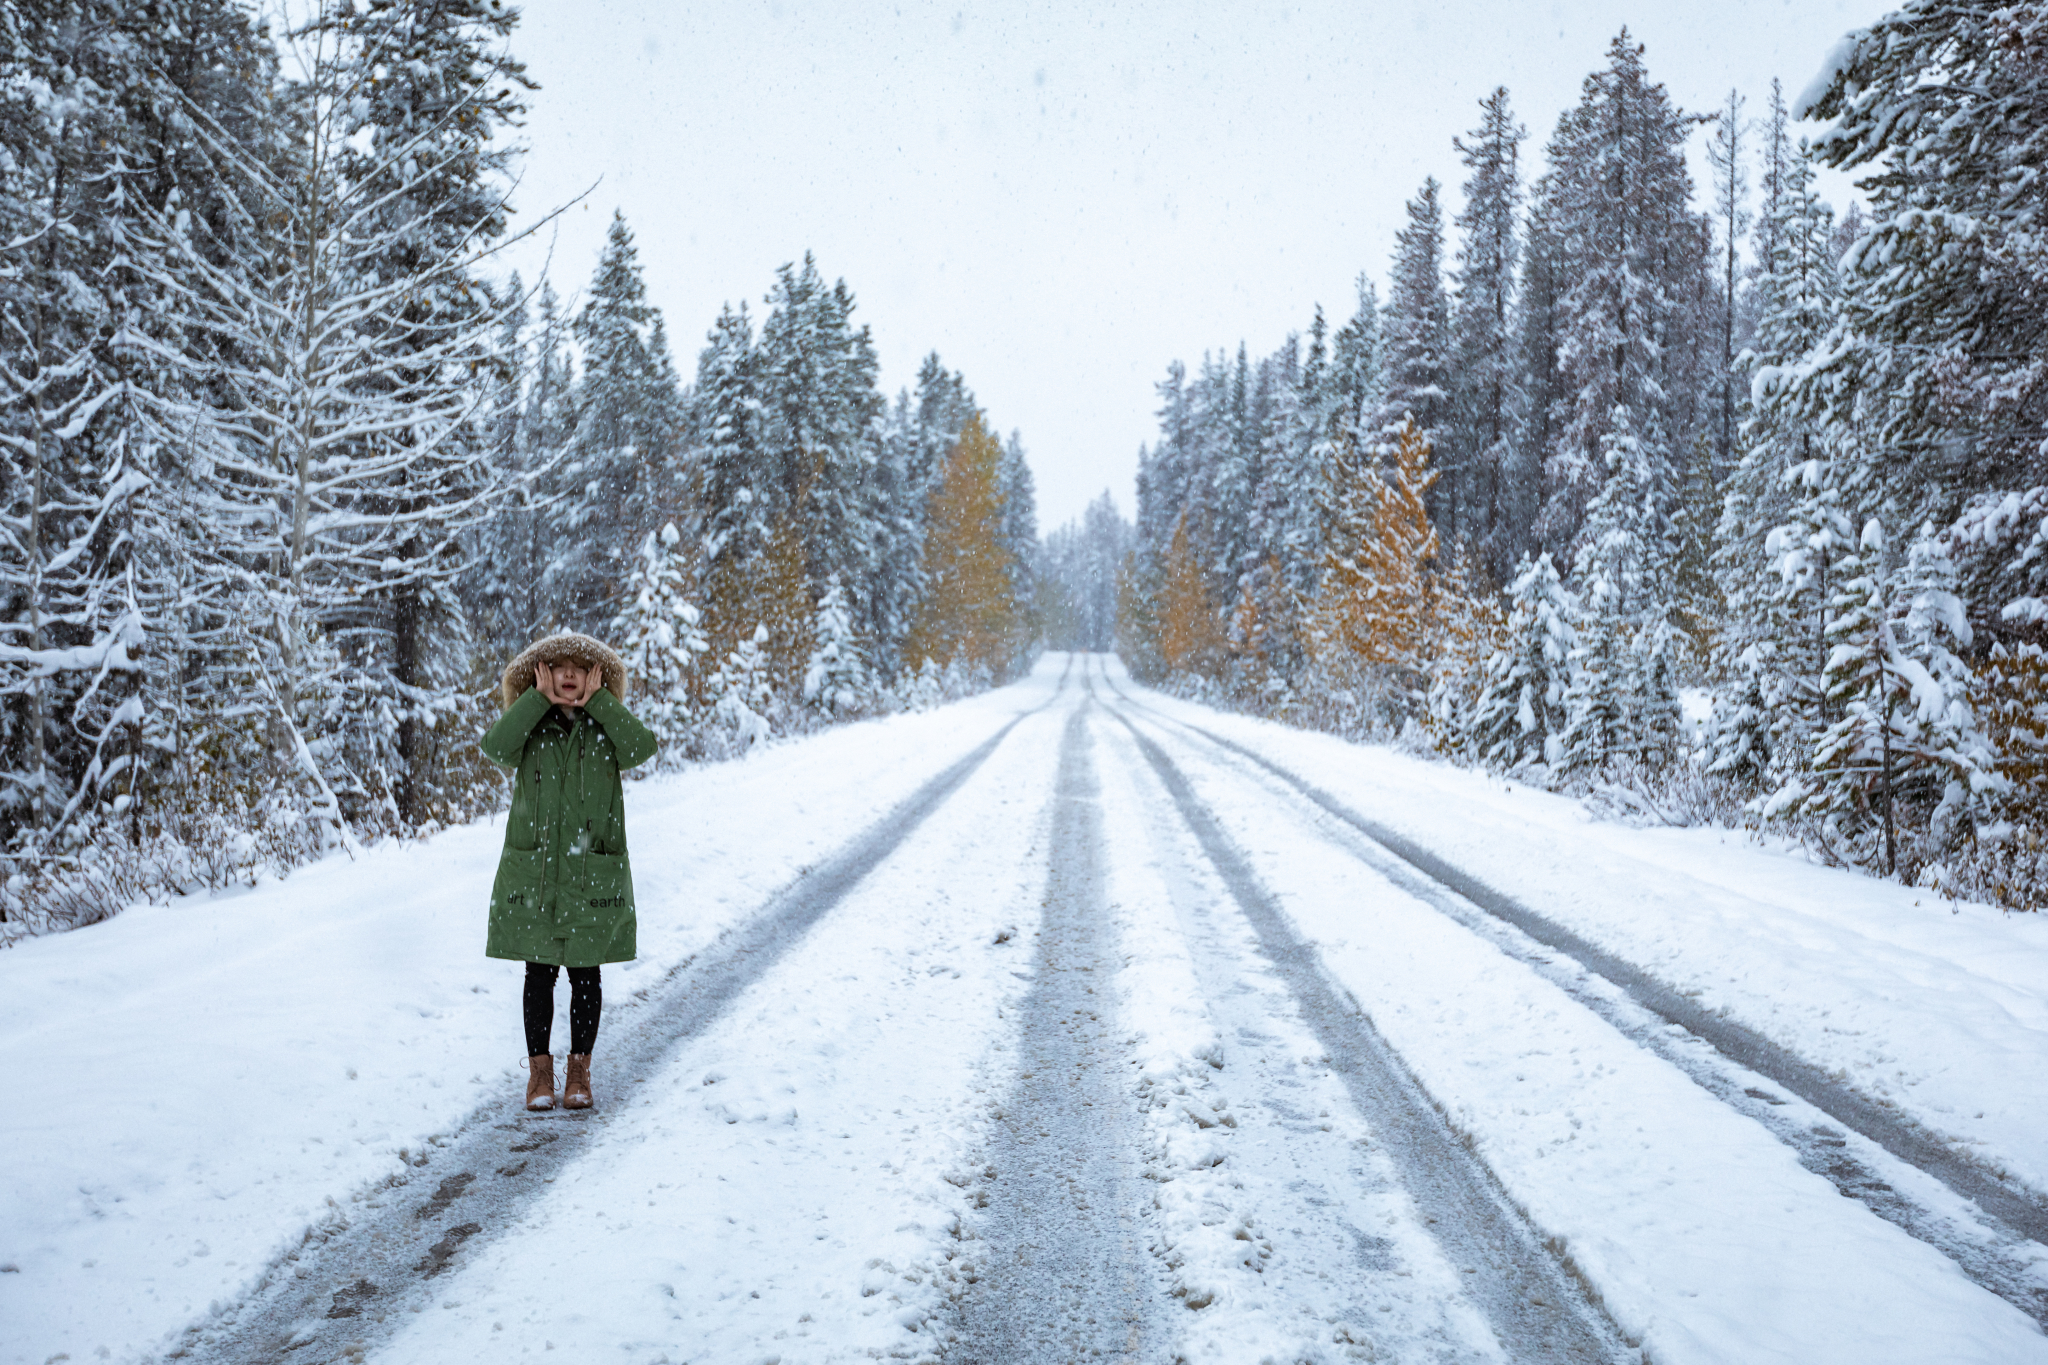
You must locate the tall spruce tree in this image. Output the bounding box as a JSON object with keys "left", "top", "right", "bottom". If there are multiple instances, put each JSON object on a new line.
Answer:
{"left": 548, "top": 212, "right": 680, "bottom": 628}
{"left": 1448, "top": 87, "right": 1526, "bottom": 585}
{"left": 753, "top": 254, "right": 882, "bottom": 655}
{"left": 1531, "top": 30, "right": 1714, "bottom": 558}
{"left": 1715, "top": 141, "right": 1847, "bottom": 788}
{"left": 1377, "top": 182, "right": 1453, "bottom": 518}
{"left": 1705, "top": 88, "right": 1751, "bottom": 478}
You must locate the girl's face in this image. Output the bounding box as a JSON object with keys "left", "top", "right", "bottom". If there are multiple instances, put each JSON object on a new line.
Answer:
{"left": 546, "top": 659, "right": 594, "bottom": 702}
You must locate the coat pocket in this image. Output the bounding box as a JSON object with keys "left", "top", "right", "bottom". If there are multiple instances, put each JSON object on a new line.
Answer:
{"left": 486, "top": 847, "right": 551, "bottom": 961}
{"left": 491, "top": 847, "right": 545, "bottom": 913}
{"left": 563, "top": 849, "right": 633, "bottom": 931}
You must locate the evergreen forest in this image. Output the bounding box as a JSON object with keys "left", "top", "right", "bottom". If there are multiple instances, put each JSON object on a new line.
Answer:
{"left": 0, "top": 0, "right": 1038, "bottom": 933}
{"left": 5, "top": 1, "right": 2045, "bottom": 935}
{"left": 1117, "top": 15, "right": 2048, "bottom": 910}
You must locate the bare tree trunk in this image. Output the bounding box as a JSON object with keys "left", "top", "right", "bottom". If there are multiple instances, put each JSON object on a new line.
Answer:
{"left": 27, "top": 120, "right": 72, "bottom": 836}
{"left": 394, "top": 553, "right": 425, "bottom": 828}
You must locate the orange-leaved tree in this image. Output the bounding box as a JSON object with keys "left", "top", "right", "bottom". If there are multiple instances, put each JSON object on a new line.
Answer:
{"left": 1158, "top": 511, "right": 1228, "bottom": 677}
{"left": 702, "top": 488, "right": 814, "bottom": 701}
{"left": 1309, "top": 417, "right": 1442, "bottom": 683}
{"left": 905, "top": 412, "right": 1020, "bottom": 677}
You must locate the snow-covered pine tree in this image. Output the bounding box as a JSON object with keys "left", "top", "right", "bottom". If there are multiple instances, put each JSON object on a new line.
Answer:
{"left": 612, "top": 522, "right": 707, "bottom": 758}
{"left": 461, "top": 277, "right": 539, "bottom": 663}
{"left": 1377, "top": 181, "right": 1453, "bottom": 529}
{"left": 859, "top": 353, "right": 975, "bottom": 679}
{"left": 1422, "top": 540, "right": 1508, "bottom": 749}
{"left": 1171, "top": 349, "right": 1230, "bottom": 607}
{"left": 132, "top": 0, "right": 534, "bottom": 840}
{"left": 1508, "top": 197, "right": 1564, "bottom": 566}
{"left": 998, "top": 428, "right": 1040, "bottom": 651}
{"left": 1465, "top": 553, "right": 1579, "bottom": 771}
{"left": 1557, "top": 606, "right": 1629, "bottom": 780}
{"left": 1717, "top": 140, "right": 1847, "bottom": 786}
{"left": 1785, "top": 521, "right": 2006, "bottom": 876}
{"left": 0, "top": 0, "right": 149, "bottom": 848}
{"left": 1531, "top": 30, "right": 1714, "bottom": 556}
{"left": 753, "top": 255, "right": 882, "bottom": 666}
{"left": 1245, "top": 338, "right": 1302, "bottom": 595}
{"left": 1704, "top": 87, "right": 1751, "bottom": 478}
{"left": 1753, "top": 81, "right": 1791, "bottom": 283}
{"left": 292, "top": 0, "right": 535, "bottom": 832}
{"left": 1205, "top": 344, "right": 1259, "bottom": 594}
{"left": 802, "top": 574, "right": 873, "bottom": 717}
{"left": 1115, "top": 544, "right": 1163, "bottom": 680}
{"left": 1290, "top": 280, "right": 1383, "bottom": 597}
{"left": 1667, "top": 435, "right": 1725, "bottom": 672}
{"left": 691, "top": 301, "right": 766, "bottom": 668}
{"left": 1705, "top": 650, "right": 1775, "bottom": 789}
{"left": 912, "top": 353, "right": 977, "bottom": 506}
{"left": 548, "top": 212, "right": 682, "bottom": 629}
{"left": 1799, "top": 0, "right": 2048, "bottom": 769}
{"left": 704, "top": 624, "right": 775, "bottom": 754}
{"left": 1629, "top": 620, "right": 1685, "bottom": 767}
{"left": 1559, "top": 408, "right": 1664, "bottom": 778}
{"left": 1448, "top": 87, "right": 1526, "bottom": 585}
{"left": 1, "top": 0, "right": 373, "bottom": 893}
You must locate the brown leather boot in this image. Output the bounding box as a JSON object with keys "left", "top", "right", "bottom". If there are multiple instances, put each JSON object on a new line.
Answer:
{"left": 563, "top": 1053, "right": 593, "bottom": 1110}
{"left": 525, "top": 1054, "right": 556, "bottom": 1111}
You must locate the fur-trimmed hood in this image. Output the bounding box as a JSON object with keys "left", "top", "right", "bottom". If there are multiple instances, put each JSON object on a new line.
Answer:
{"left": 500, "top": 632, "right": 630, "bottom": 710}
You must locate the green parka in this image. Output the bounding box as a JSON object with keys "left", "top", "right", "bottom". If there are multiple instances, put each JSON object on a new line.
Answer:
{"left": 482, "top": 635, "right": 658, "bottom": 967}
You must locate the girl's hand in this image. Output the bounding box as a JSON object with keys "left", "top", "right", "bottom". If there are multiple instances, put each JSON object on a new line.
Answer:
{"left": 535, "top": 661, "right": 586, "bottom": 710}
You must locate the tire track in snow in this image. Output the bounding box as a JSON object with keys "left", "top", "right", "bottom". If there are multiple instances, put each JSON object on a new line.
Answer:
{"left": 1093, "top": 669, "right": 1636, "bottom": 1365}
{"left": 951, "top": 699, "right": 1155, "bottom": 1363}
{"left": 1101, "top": 671, "right": 2048, "bottom": 1325}
{"left": 172, "top": 672, "right": 1068, "bottom": 1365}
{"left": 1092, "top": 699, "right": 1515, "bottom": 1363}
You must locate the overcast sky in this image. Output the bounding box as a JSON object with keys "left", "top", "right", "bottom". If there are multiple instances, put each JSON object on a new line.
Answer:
{"left": 493, "top": 0, "right": 1889, "bottom": 533}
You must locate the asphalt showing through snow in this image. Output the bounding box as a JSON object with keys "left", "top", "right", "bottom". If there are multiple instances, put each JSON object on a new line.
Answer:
{"left": 952, "top": 701, "right": 1155, "bottom": 1362}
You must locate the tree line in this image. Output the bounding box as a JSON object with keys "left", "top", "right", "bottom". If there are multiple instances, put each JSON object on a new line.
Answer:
{"left": 0, "top": 0, "right": 1037, "bottom": 935}
{"left": 1119, "top": 15, "right": 2047, "bottom": 908}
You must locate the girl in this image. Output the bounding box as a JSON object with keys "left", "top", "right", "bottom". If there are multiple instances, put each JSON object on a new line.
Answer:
{"left": 481, "top": 632, "right": 658, "bottom": 1110}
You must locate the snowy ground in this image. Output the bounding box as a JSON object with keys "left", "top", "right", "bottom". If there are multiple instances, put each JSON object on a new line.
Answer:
{"left": 0, "top": 683, "right": 1039, "bottom": 1365}
{"left": 6, "top": 654, "right": 2047, "bottom": 1365}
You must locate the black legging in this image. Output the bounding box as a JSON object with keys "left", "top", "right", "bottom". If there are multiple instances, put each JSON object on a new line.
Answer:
{"left": 523, "top": 962, "right": 601, "bottom": 1056}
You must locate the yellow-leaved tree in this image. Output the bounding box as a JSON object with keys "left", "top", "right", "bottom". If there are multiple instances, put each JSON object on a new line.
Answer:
{"left": 1158, "top": 512, "right": 1228, "bottom": 677}
{"left": 1309, "top": 417, "right": 1441, "bottom": 683}
{"left": 702, "top": 495, "right": 814, "bottom": 702}
{"left": 905, "top": 413, "right": 1021, "bottom": 677}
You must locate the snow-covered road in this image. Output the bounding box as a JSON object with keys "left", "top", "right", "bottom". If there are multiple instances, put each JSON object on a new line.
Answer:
{"left": 6, "top": 655, "right": 2048, "bottom": 1365}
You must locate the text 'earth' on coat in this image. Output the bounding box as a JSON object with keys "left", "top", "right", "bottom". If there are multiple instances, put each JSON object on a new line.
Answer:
{"left": 481, "top": 637, "right": 658, "bottom": 967}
